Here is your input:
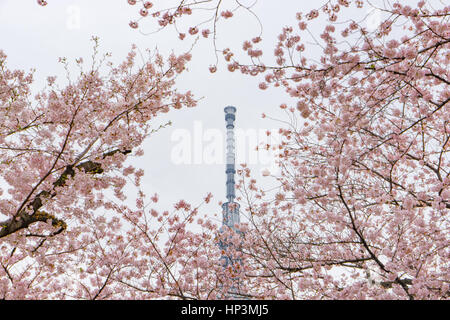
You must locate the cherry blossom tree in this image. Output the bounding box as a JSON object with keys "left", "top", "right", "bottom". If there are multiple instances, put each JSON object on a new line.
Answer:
{"left": 232, "top": 1, "right": 449, "bottom": 299}
{"left": 23, "top": 0, "right": 450, "bottom": 300}
{"left": 0, "top": 37, "right": 214, "bottom": 299}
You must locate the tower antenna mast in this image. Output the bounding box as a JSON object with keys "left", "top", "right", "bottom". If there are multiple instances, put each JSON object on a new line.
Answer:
{"left": 220, "top": 106, "right": 242, "bottom": 298}
{"left": 222, "top": 106, "right": 240, "bottom": 230}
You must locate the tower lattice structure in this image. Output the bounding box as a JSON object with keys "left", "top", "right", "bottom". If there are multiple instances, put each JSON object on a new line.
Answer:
{"left": 219, "top": 106, "right": 243, "bottom": 299}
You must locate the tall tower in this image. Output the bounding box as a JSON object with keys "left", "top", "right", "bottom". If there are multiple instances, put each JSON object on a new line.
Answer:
{"left": 219, "top": 106, "right": 243, "bottom": 299}
{"left": 222, "top": 106, "right": 240, "bottom": 231}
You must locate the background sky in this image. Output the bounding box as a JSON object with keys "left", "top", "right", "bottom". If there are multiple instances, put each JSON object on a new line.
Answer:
{"left": 0, "top": 0, "right": 380, "bottom": 223}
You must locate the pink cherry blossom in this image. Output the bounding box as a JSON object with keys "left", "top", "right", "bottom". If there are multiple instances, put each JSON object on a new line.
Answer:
{"left": 129, "top": 21, "right": 138, "bottom": 29}
{"left": 143, "top": 1, "right": 153, "bottom": 9}
{"left": 140, "top": 9, "right": 148, "bottom": 17}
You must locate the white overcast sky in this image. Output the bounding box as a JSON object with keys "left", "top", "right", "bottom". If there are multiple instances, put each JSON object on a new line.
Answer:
{"left": 0, "top": 0, "right": 383, "bottom": 221}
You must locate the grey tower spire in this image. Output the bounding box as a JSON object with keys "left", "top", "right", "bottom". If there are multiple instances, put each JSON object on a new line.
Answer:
{"left": 220, "top": 106, "right": 245, "bottom": 299}
{"left": 222, "top": 106, "right": 240, "bottom": 229}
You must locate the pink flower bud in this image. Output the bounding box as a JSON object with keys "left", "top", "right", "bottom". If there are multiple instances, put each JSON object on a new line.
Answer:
{"left": 202, "top": 29, "right": 210, "bottom": 38}
{"left": 209, "top": 65, "right": 217, "bottom": 73}
{"left": 221, "top": 10, "right": 233, "bottom": 19}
